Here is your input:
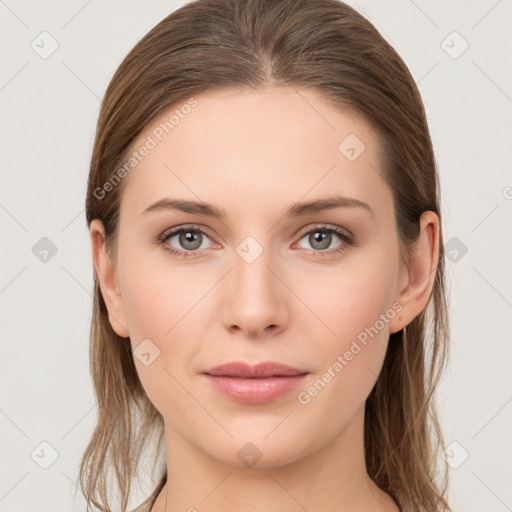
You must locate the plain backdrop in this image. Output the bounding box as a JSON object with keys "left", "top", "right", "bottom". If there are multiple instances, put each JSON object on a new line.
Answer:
{"left": 1, "top": 1, "right": 511, "bottom": 511}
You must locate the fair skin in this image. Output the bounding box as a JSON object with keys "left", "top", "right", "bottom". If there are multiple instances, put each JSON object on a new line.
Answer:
{"left": 90, "top": 85, "right": 439, "bottom": 512}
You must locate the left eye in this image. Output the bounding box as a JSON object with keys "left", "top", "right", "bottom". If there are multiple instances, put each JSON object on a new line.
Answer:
{"left": 296, "top": 227, "right": 350, "bottom": 252}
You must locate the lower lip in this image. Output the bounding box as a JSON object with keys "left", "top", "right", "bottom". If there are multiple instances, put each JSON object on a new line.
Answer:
{"left": 204, "top": 374, "right": 308, "bottom": 404}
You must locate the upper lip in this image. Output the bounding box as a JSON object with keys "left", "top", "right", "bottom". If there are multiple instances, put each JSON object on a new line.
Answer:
{"left": 203, "top": 361, "right": 308, "bottom": 378}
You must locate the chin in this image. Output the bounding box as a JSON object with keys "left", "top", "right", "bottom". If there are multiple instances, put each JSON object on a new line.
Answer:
{"left": 200, "top": 431, "right": 314, "bottom": 470}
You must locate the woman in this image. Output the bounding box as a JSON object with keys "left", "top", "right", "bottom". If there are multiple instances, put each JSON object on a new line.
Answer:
{"left": 80, "top": 0, "right": 451, "bottom": 510}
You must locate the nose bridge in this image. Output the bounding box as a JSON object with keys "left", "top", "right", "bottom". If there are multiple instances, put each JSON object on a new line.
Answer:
{"left": 223, "top": 234, "right": 288, "bottom": 334}
{"left": 234, "top": 239, "right": 273, "bottom": 295}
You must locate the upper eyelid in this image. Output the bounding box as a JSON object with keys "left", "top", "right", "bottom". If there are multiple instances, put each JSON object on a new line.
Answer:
{"left": 160, "top": 224, "right": 216, "bottom": 244}
{"left": 295, "top": 223, "right": 351, "bottom": 239}
{"left": 161, "top": 223, "right": 211, "bottom": 238}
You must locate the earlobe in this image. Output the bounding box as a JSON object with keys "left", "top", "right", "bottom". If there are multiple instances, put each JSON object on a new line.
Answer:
{"left": 89, "top": 219, "right": 130, "bottom": 338}
{"left": 389, "top": 211, "right": 440, "bottom": 335}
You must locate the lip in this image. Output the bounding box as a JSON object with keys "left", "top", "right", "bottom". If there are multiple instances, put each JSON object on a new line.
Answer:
{"left": 202, "top": 361, "right": 309, "bottom": 404}
{"left": 204, "top": 361, "right": 307, "bottom": 378}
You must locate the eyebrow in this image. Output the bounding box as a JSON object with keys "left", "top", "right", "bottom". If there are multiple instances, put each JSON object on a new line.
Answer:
{"left": 141, "top": 195, "right": 374, "bottom": 219}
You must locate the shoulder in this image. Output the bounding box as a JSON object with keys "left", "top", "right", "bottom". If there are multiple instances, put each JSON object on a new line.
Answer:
{"left": 130, "top": 474, "right": 166, "bottom": 512}
{"left": 130, "top": 501, "right": 152, "bottom": 512}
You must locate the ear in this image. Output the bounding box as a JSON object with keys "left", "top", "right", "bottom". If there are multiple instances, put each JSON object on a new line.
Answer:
{"left": 89, "top": 219, "right": 130, "bottom": 338}
{"left": 389, "top": 211, "right": 440, "bottom": 335}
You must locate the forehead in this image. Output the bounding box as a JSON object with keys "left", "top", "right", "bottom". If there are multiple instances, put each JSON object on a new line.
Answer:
{"left": 120, "top": 86, "right": 392, "bottom": 220}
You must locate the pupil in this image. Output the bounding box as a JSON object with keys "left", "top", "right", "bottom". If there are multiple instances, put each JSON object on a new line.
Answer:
{"left": 310, "top": 231, "right": 330, "bottom": 250}
{"left": 181, "top": 230, "right": 201, "bottom": 249}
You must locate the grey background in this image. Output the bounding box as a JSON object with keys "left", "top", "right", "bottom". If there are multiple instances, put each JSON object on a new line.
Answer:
{"left": 1, "top": 1, "right": 511, "bottom": 511}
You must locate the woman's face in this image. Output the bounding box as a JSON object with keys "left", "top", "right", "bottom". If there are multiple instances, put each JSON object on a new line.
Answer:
{"left": 99, "top": 86, "right": 411, "bottom": 467}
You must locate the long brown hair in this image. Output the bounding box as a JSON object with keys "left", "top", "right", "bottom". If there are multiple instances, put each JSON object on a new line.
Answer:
{"left": 80, "top": 0, "right": 451, "bottom": 510}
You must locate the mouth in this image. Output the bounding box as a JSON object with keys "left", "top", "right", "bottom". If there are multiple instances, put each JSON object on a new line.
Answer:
{"left": 202, "top": 361, "right": 309, "bottom": 404}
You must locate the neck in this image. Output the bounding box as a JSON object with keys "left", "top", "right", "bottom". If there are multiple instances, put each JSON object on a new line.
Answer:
{"left": 152, "top": 406, "right": 399, "bottom": 512}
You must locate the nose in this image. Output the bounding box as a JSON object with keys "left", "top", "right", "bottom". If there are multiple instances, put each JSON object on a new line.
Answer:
{"left": 222, "top": 240, "right": 289, "bottom": 338}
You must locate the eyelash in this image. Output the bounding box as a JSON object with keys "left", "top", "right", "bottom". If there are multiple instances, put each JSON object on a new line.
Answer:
{"left": 156, "top": 223, "right": 354, "bottom": 259}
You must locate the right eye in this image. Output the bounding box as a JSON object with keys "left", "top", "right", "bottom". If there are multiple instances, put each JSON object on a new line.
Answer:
{"left": 158, "top": 224, "right": 218, "bottom": 258}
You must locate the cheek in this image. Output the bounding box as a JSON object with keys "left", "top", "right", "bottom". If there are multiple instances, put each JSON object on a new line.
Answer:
{"left": 116, "top": 249, "right": 210, "bottom": 409}
{"left": 117, "top": 240, "right": 185, "bottom": 339}
{"left": 119, "top": 273, "right": 195, "bottom": 416}
{"left": 300, "top": 250, "right": 399, "bottom": 345}
{"left": 121, "top": 277, "right": 170, "bottom": 340}
{"left": 295, "top": 274, "right": 396, "bottom": 429}
{"left": 293, "top": 248, "right": 399, "bottom": 405}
